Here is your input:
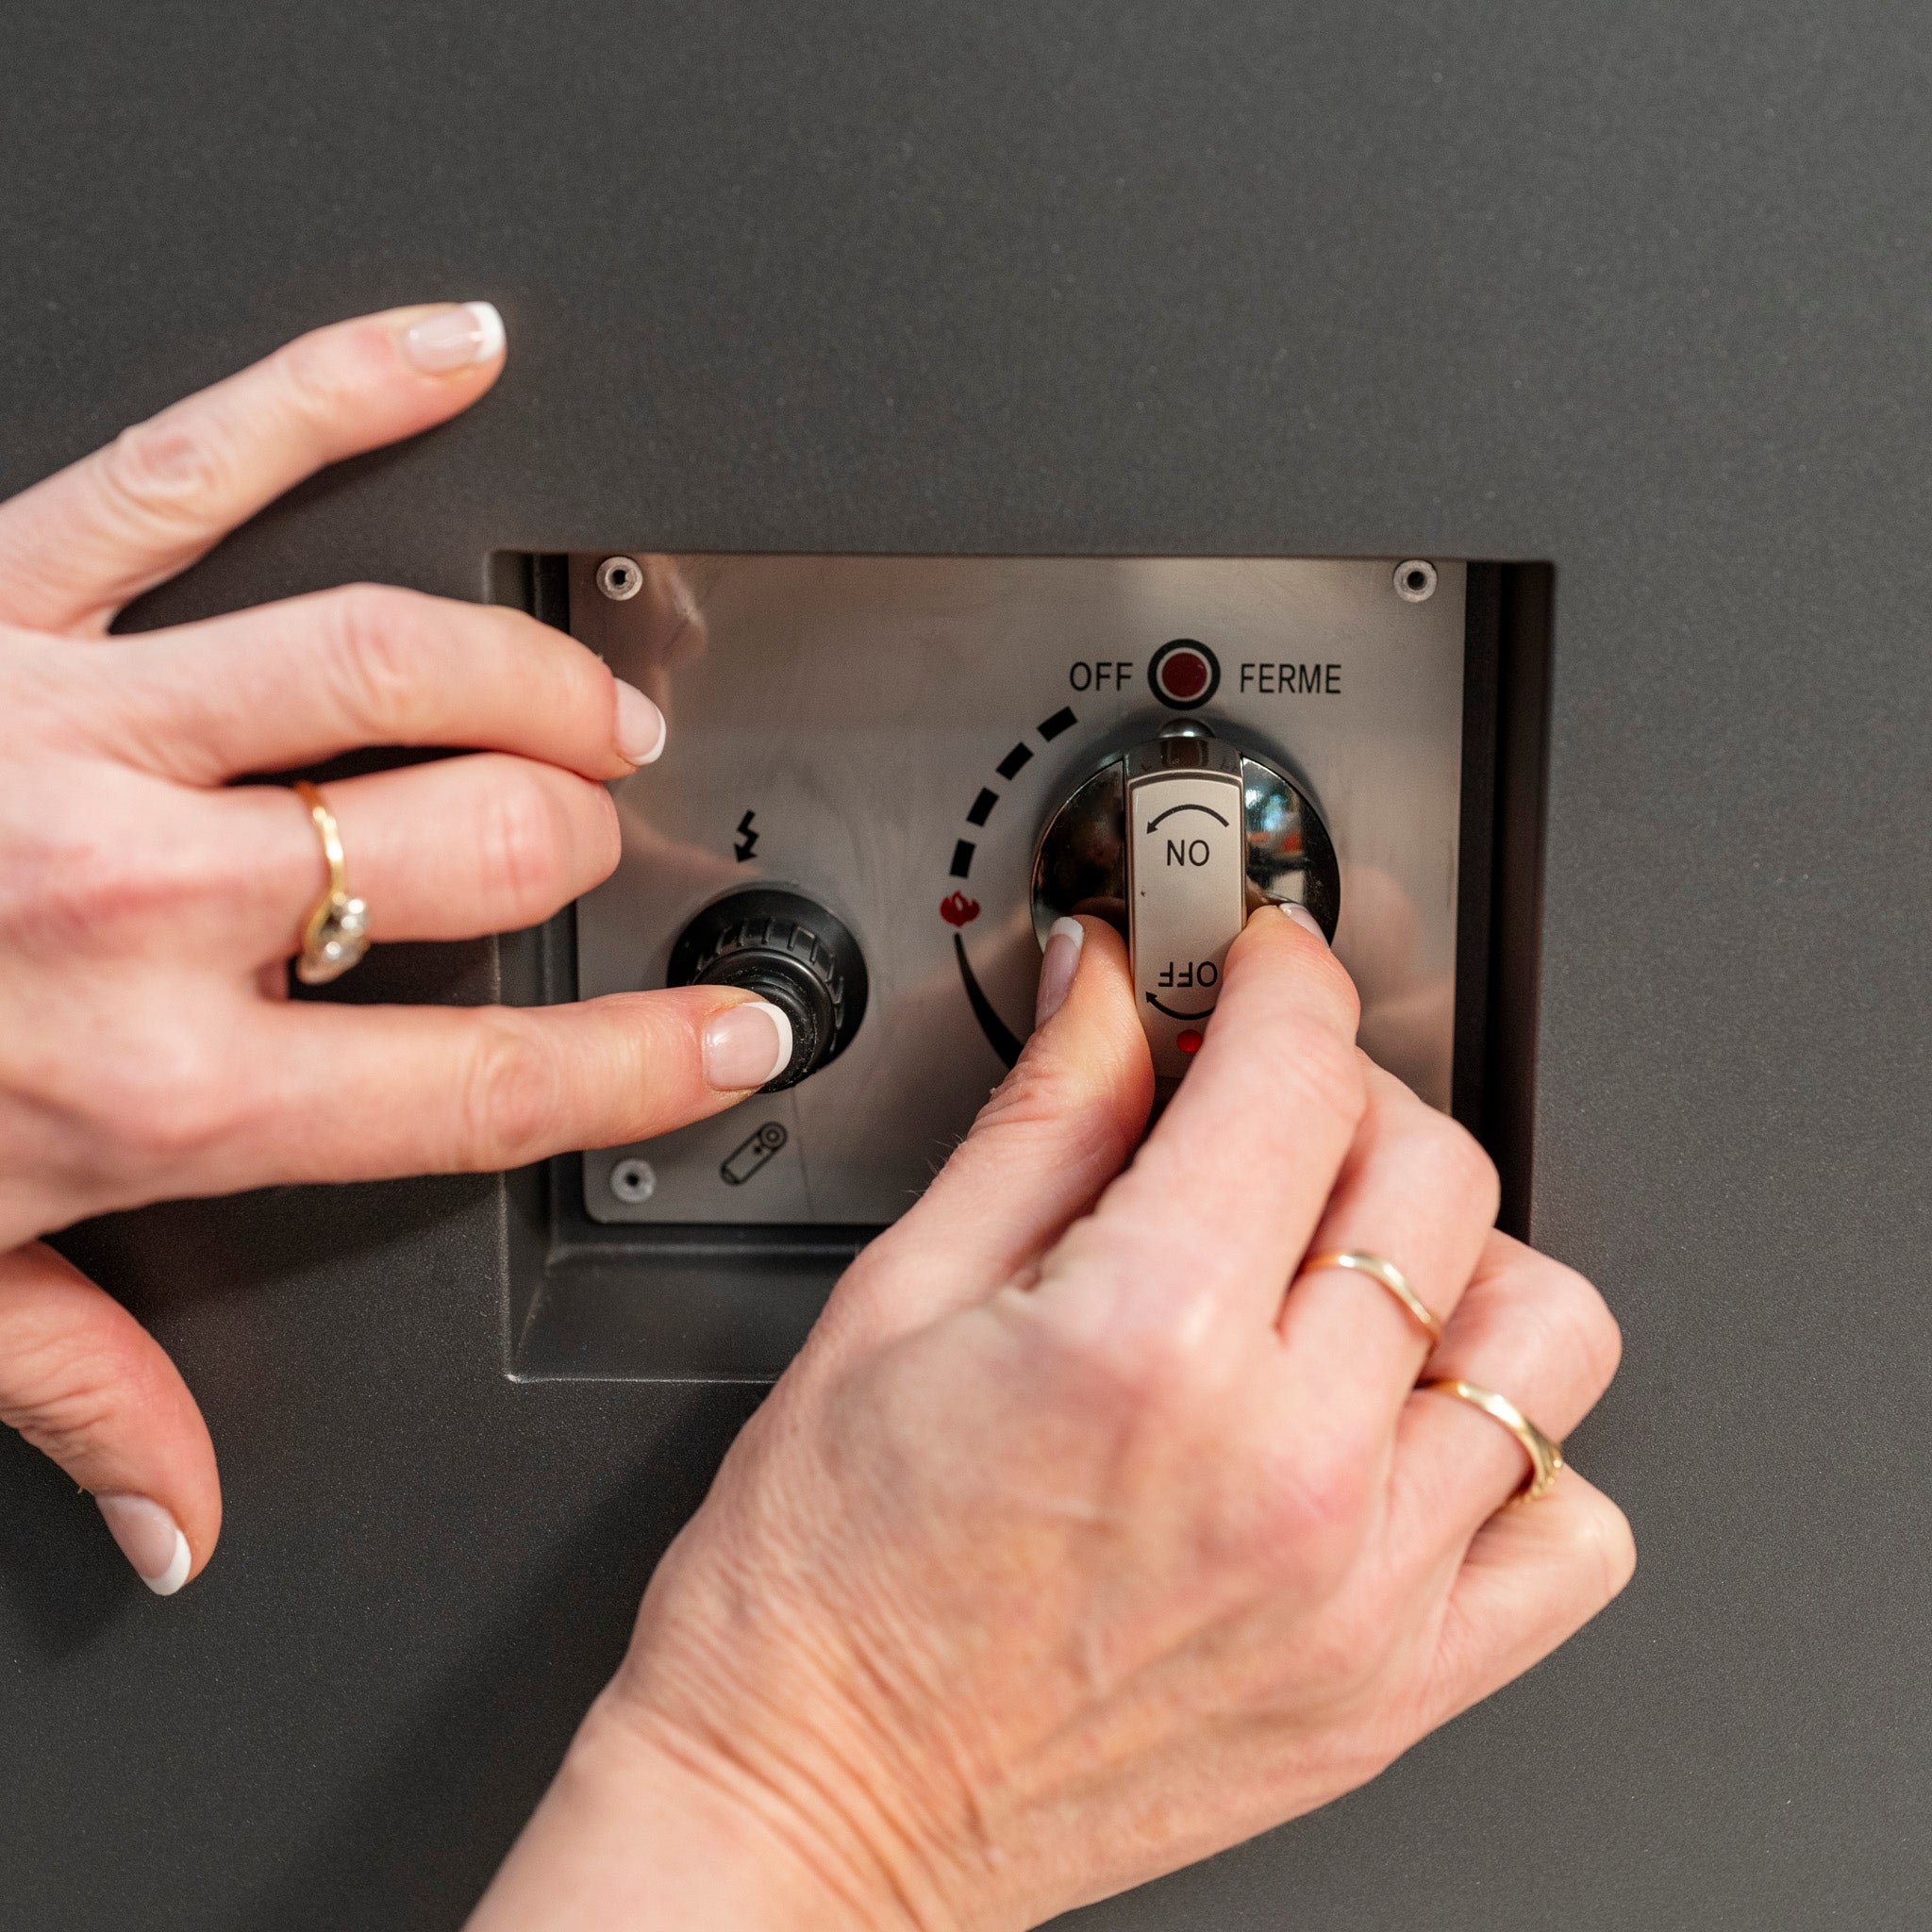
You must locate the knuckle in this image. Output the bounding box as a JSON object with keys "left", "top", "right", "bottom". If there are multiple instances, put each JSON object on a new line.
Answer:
{"left": 0, "top": 981, "right": 242, "bottom": 1174}
{"left": 15, "top": 824, "right": 149, "bottom": 943}
{"left": 455, "top": 1015, "right": 563, "bottom": 1169}
{"left": 0, "top": 1307, "right": 176, "bottom": 1479}
{"left": 1306, "top": 942, "right": 1365, "bottom": 1033}
{"left": 974, "top": 1053, "right": 1066, "bottom": 1133}
{"left": 325, "top": 584, "right": 438, "bottom": 736}
{"left": 1032, "top": 1286, "right": 1187, "bottom": 1423}
{"left": 475, "top": 770, "right": 577, "bottom": 914}
{"left": 1403, "top": 1108, "right": 1501, "bottom": 1221}
{"left": 973, "top": 1052, "right": 1137, "bottom": 1178}
{"left": 1055, "top": 1315, "right": 1174, "bottom": 1416}
{"left": 513, "top": 612, "right": 615, "bottom": 732}
{"left": 1493, "top": 1245, "right": 1623, "bottom": 1401}
{"left": 1253, "top": 915, "right": 1365, "bottom": 1036}
{"left": 2, "top": 1348, "right": 123, "bottom": 1468}
{"left": 1263, "top": 1429, "right": 1375, "bottom": 1574}
{"left": 1574, "top": 1491, "right": 1640, "bottom": 1600}
{"left": 32, "top": 844, "right": 229, "bottom": 952}
{"left": 1280, "top": 1020, "right": 1367, "bottom": 1126}
{"left": 1540, "top": 1259, "right": 1623, "bottom": 1391}
{"left": 1300, "top": 1598, "right": 1401, "bottom": 1704}
{"left": 1445, "top": 1121, "right": 1502, "bottom": 1216}
{"left": 101, "top": 1038, "right": 245, "bottom": 1167}
{"left": 1218, "top": 1437, "right": 1377, "bottom": 1618}
{"left": 587, "top": 780, "right": 622, "bottom": 876}
{"left": 1034, "top": 1236, "right": 1240, "bottom": 1420}
{"left": 275, "top": 328, "right": 359, "bottom": 421}
{"left": 58, "top": 791, "right": 245, "bottom": 935}
{"left": 97, "top": 412, "right": 234, "bottom": 534}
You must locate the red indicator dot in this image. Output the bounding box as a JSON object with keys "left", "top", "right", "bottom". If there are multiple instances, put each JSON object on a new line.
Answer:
{"left": 1159, "top": 651, "right": 1209, "bottom": 700}
{"left": 1176, "top": 1029, "right": 1204, "bottom": 1054}
{"left": 1148, "top": 640, "right": 1221, "bottom": 710}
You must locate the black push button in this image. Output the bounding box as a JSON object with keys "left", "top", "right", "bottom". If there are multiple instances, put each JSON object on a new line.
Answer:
{"left": 667, "top": 889, "right": 869, "bottom": 1091}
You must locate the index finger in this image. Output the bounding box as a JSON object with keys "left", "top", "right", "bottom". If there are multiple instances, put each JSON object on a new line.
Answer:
{"left": 1058, "top": 905, "right": 1366, "bottom": 1333}
{"left": 148, "top": 988, "right": 793, "bottom": 1204}
{"left": 0, "top": 303, "right": 506, "bottom": 636}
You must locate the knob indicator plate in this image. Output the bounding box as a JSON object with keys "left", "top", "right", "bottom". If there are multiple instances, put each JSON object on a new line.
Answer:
{"left": 1032, "top": 727, "right": 1340, "bottom": 1078}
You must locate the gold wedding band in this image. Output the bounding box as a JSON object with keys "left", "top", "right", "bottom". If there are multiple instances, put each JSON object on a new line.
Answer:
{"left": 1301, "top": 1250, "right": 1443, "bottom": 1347}
{"left": 291, "top": 781, "right": 371, "bottom": 985}
{"left": 1421, "top": 1379, "right": 1565, "bottom": 1501}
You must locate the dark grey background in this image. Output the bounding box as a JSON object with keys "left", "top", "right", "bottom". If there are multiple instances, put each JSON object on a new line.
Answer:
{"left": 3, "top": 2, "right": 1926, "bottom": 1925}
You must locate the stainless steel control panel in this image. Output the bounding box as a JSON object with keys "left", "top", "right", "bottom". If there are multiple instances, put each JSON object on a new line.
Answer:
{"left": 570, "top": 557, "right": 1468, "bottom": 1225}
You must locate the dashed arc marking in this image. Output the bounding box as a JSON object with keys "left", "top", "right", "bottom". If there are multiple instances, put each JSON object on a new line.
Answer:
{"left": 949, "top": 705, "right": 1079, "bottom": 1062}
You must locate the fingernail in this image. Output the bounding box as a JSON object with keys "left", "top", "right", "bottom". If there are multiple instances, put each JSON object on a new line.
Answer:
{"left": 1036, "top": 916, "right": 1086, "bottom": 1026}
{"left": 703, "top": 999, "right": 792, "bottom": 1090}
{"left": 614, "top": 679, "right": 667, "bottom": 765}
{"left": 95, "top": 1493, "right": 192, "bottom": 1597}
{"left": 400, "top": 300, "right": 506, "bottom": 375}
{"left": 1281, "top": 903, "right": 1327, "bottom": 943}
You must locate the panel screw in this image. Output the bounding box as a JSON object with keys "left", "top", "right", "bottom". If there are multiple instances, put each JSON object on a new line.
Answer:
{"left": 610, "top": 1157, "right": 657, "bottom": 1204}
{"left": 1393, "top": 559, "right": 1438, "bottom": 603}
{"left": 596, "top": 555, "right": 644, "bottom": 601}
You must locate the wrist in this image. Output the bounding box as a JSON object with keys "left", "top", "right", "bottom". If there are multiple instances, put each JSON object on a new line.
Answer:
{"left": 467, "top": 1688, "right": 928, "bottom": 1932}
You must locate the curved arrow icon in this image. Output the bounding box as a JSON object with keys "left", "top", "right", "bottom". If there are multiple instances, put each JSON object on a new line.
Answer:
{"left": 1145, "top": 802, "right": 1230, "bottom": 833}
{"left": 1145, "top": 991, "right": 1218, "bottom": 1021}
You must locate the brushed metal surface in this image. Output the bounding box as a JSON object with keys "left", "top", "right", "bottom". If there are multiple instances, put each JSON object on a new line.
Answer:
{"left": 571, "top": 555, "right": 1467, "bottom": 1224}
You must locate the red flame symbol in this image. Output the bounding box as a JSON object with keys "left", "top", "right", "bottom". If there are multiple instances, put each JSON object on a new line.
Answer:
{"left": 940, "top": 891, "right": 980, "bottom": 927}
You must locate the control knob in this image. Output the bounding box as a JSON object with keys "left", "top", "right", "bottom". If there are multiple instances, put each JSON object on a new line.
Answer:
{"left": 1031, "top": 723, "right": 1340, "bottom": 1079}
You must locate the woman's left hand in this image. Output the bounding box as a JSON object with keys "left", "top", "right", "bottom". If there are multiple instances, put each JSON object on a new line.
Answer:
{"left": 0, "top": 305, "right": 789, "bottom": 1592}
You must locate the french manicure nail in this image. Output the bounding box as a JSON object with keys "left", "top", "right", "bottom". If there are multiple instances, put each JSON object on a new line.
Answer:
{"left": 703, "top": 999, "right": 793, "bottom": 1091}
{"left": 1036, "top": 916, "right": 1086, "bottom": 1026}
{"left": 1281, "top": 903, "right": 1327, "bottom": 943}
{"left": 95, "top": 1493, "right": 192, "bottom": 1597}
{"left": 614, "top": 680, "right": 667, "bottom": 765}
{"left": 400, "top": 300, "right": 507, "bottom": 375}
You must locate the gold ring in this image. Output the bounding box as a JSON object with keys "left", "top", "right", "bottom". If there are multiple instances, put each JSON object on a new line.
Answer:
{"left": 1421, "top": 1379, "right": 1565, "bottom": 1501}
{"left": 291, "top": 781, "right": 371, "bottom": 985}
{"left": 1300, "top": 1250, "right": 1442, "bottom": 1347}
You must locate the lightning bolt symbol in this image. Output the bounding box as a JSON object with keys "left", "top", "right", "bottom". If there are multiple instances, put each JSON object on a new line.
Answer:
{"left": 734, "top": 810, "right": 759, "bottom": 863}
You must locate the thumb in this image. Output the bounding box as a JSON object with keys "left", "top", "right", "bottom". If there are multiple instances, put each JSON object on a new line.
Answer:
{"left": 0, "top": 1242, "right": 219, "bottom": 1595}
{"left": 817, "top": 915, "right": 1153, "bottom": 1351}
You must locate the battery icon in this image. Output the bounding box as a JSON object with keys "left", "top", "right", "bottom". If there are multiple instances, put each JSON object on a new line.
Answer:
{"left": 721, "top": 1122, "right": 788, "bottom": 1186}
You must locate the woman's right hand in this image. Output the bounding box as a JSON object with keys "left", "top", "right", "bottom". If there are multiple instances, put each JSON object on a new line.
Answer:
{"left": 475, "top": 908, "right": 1633, "bottom": 1931}
{"left": 0, "top": 306, "right": 790, "bottom": 1593}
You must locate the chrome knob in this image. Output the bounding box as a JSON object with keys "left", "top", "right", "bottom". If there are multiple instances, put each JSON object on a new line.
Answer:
{"left": 1030, "top": 724, "right": 1339, "bottom": 1079}
{"left": 667, "top": 888, "right": 869, "bottom": 1091}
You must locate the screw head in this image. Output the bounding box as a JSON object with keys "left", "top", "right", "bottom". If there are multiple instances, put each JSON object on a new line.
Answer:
{"left": 610, "top": 1157, "right": 657, "bottom": 1204}
{"left": 1393, "top": 559, "right": 1438, "bottom": 603}
{"left": 596, "top": 555, "right": 644, "bottom": 601}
